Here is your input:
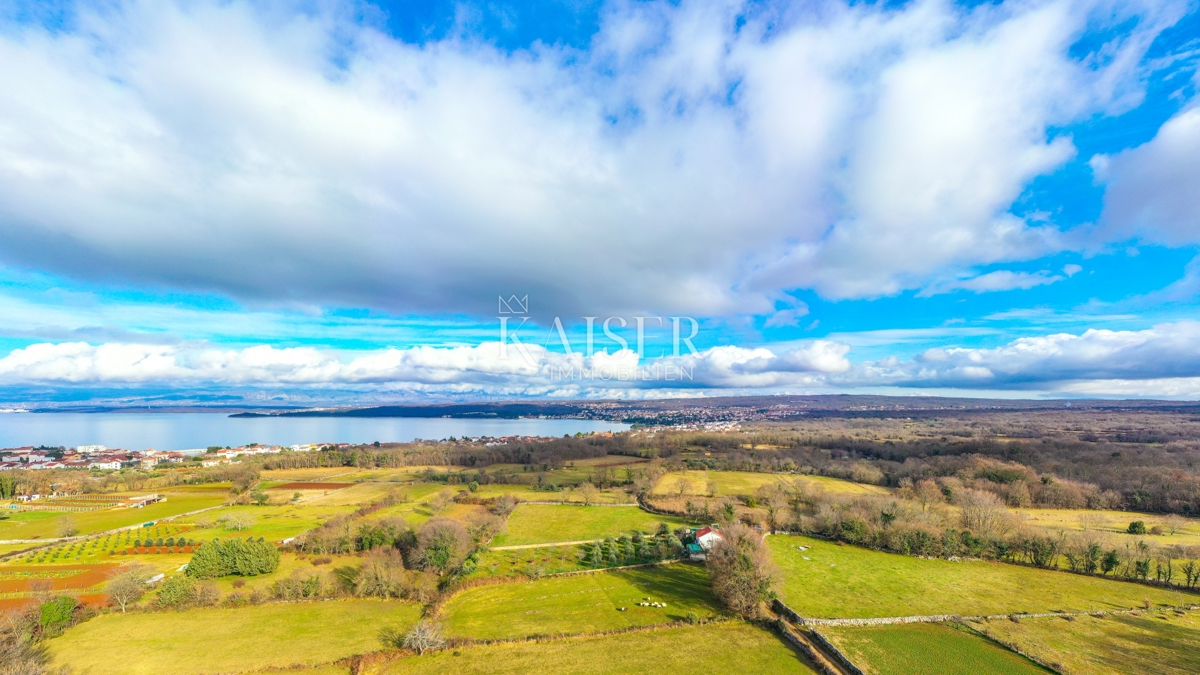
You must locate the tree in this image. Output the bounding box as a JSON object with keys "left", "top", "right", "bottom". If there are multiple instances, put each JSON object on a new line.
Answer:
{"left": 706, "top": 523, "right": 775, "bottom": 615}
{"left": 356, "top": 548, "right": 407, "bottom": 598}
{"left": 957, "top": 489, "right": 1008, "bottom": 536}
{"left": 491, "top": 493, "right": 518, "bottom": 517}
{"left": 401, "top": 620, "right": 446, "bottom": 655}
{"left": 1101, "top": 550, "right": 1121, "bottom": 576}
{"left": 157, "top": 575, "right": 197, "bottom": 608}
{"left": 55, "top": 516, "right": 78, "bottom": 539}
{"left": 1164, "top": 514, "right": 1186, "bottom": 536}
{"left": 106, "top": 566, "right": 151, "bottom": 613}
{"left": 1128, "top": 521, "right": 1148, "bottom": 535}
{"left": 220, "top": 513, "right": 255, "bottom": 531}
{"left": 251, "top": 489, "right": 269, "bottom": 506}
{"left": 186, "top": 538, "right": 280, "bottom": 578}
{"left": 578, "top": 482, "right": 599, "bottom": 506}
{"left": 412, "top": 518, "right": 472, "bottom": 575}
{"left": 913, "top": 480, "right": 944, "bottom": 511}
{"left": 675, "top": 478, "right": 689, "bottom": 498}
{"left": 429, "top": 490, "right": 454, "bottom": 514}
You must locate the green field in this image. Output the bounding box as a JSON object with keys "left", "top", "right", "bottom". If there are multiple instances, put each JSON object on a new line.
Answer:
{"left": 769, "top": 535, "right": 1185, "bottom": 619}
{"left": 821, "top": 623, "right": 1051, "bottom": 675}
{"left": 978, "top": 610, "right": 1200, "bottom": 675}
{"left": 48, "top": 599, "right": 421, "bottom": 675}
{"left": 382, "top": 621, "right": 814, "bottom": 674}
{"left": 0, "top": 491, "right": 229, "bottom": 540}
{"left": 490, "top": 505, "right": 689, "bottom": 547}
{"left": 440, "top": 563, "right": 723, "bottom": 639}
{"left": 652, "top": 471, "right": 889, "bottom": 498}
{"left": 468, "top": 483, "right": 633, "bottom": 505}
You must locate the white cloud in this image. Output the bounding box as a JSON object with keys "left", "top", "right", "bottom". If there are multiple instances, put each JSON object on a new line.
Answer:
{"left": 0, "top": 339, "right": 851, "bottom": 392}
{"left": 918, "top": 269, "right": 1064, "bottom": 296}
{"left": 0, "top": 0, "right": 1183, "bottom": 319}
{"left": 1096, "top": 104, "right": 1200, "bottom": 244}
{"left": 842, "top": 320, "right": 1200, "bottom": 389}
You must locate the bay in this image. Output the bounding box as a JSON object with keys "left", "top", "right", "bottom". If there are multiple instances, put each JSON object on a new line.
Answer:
{"left": 0, "top": 413, "right": 628, "bottom": 451}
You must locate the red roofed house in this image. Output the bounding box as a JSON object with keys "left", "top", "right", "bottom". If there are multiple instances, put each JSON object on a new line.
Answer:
{"left": 695, "top": 526, "right": 724, "bottom": 551}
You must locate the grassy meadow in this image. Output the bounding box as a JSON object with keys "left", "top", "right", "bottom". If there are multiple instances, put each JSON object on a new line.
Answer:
{"left": 378, "top": 621, "right": 814, "bottom": 675}
{"left": 439, "top": 563, "right": 722, "bottom": 639}
{"left": 978, "top": 610, "right": 1200, "bottom": 675}
{"left": 47, "top": 599, "right": 421, "bottom": 675}
{"left": 490, "top": 504, "right": 689, "bottom": 547}
{"left": 651, "top": 470, "right": 890, "bottom": 498}
{"left": 821, "top": 622, "right": 1051, "bottom": 675}
{"left": 769, "top": 535, "right": 1186, "bottom": 618}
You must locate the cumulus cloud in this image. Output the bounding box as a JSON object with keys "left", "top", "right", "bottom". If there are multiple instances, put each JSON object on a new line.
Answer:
{"left": 0, "top": 0, "right": 1184, "bottom": 319}
{"left": 843, "top": 320, "right": 1200, "bottom": 389}
{"left": 10, "top": 322, "right": 1200, "bottom": 397}
{"left": 0, "top": 339, "right": 851, "bottom": 392}
{"left": 1095, "top": 104, "right": 1200, "bottom": 244}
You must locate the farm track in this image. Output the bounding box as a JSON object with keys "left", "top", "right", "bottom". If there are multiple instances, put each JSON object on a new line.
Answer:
{"left": 776, "top": 619, "right": 860, "bottom": 675}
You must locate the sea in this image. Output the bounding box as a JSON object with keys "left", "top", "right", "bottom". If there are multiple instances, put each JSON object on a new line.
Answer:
{"left": 0, "top": 413, "right": 629, "bottom": 452}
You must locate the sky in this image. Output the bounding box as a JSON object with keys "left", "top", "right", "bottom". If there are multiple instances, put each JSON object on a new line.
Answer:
{"left": 0, "top": 0, "right": 1199, "bottom": 406}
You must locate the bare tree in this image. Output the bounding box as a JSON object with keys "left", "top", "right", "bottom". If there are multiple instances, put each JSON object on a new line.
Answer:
{"left": 913, "top": 480, "right": 944, "bottom": 511}
{"left": 106, "top": 566, "right": 152, "bottom": 613}
{"left": 356, "top": 549, "right": 407, "bottom": 598}
{"left": 219, "top": 512, "right": 255, "bottom": 531}
{"left": 1077, "top": 512, "right": 1109, "bottom": 532}
{"left": 401, "top": 620, "right": 446, "bottom": 655}
{"left": 55, "top": 516, "right": 78, "bottom": 539}
{"left": 578, "top": 482, "right": 599, "bottom": 506}
{"left": 706, "top": 522, "right": 775, "bottom": 615}
{"left": 1163, "top": 514, "right": 1187, "bottom": 536}
{"left": 675, "top": 477, "right": 690, "bottom": 498}
{"left": 490, "top": 493, "right": 518, "bottom": 517}
{"left": 428, "top": 490, "right": 454, "bottom": 514}
{"left": 957, "top": 489, "right": 1009, "bottom": 536}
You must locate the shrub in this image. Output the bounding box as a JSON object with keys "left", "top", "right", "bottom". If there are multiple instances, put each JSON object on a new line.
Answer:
{"left": 40, "top": 596, "right": 77, "bottom": 629}
{"left": 186, "top": 537, "right": 280, "bottom": 578}
{"left": 157, "top": 576, "right": 197, "bottom": 608}
{"left": 1128, "top": 521, "right": 1148, "bottom": 535}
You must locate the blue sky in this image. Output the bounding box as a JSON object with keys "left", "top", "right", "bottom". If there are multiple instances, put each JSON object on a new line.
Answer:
{"left": 0, "top": 0, "right": 1199, "bottom": 405}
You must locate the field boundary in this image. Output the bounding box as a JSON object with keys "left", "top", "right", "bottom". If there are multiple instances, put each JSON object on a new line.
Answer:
{"left": 958, "top": 620, "right": 1067, "bottom": 674}
{"left": 774, "top": 597, "right": 1200, "bottom": 627}
{"left": 773, "top": 619, "right": 861, "bottom": 675}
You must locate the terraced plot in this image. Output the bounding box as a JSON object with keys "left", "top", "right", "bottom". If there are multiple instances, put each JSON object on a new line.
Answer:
{"left": 769, "top": 535, "right": 1185, "bottom": 619}
{"left": 382, "top": 621, "right": 814, "bottom": 674}
{"left": 48, "top": 599, "right": 421, "bottom": 675}
{"left": 440, "top": 563, "right": 722, "bottom": 639}
{"left": 821, "top": 622, "right": 1051, "bottom": 675}
{"left": 979, "top": 610, "right": 1200, "bottom": 675}
{"left": 490, "top": 504, "right": 688, "bottom": 547}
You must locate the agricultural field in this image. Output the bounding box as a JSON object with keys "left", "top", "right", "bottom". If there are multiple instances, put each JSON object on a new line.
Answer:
{"left": 0, "top": 489, "right": 229, "bottom": 540}
{"left": 1015, "top": 508, "right": 1200, "bottom": 548}
{"left": 47, "top": 599, "right": 421, "bottom": 675}
{"left": 490, "top": 504, "right": 689, "bottom": 547}
{"left": 468, "top": 483, "right": 634, "bottom": 504}
{"left": 651, "top": 470, "right": 889, "bottom": 498}
{"left": 978, "top": 609, "right": 1200, "bottom": 675}
{"left": 439, "top": 563, "right": 722, "bottom": 639}
{"left": 769, "top": 535, "right": 1185, "bottom": 619}
{"left": 821, "top": 622, "right": 1052, "bottom": 675}
{"left": 379, "top": 621, "right": 815, "bottom": 674}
